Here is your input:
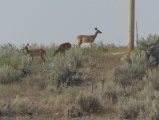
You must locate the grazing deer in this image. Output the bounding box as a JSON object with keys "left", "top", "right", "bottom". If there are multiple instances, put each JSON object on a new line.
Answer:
{"left": 53, "top": 42, "right": 71, "bottom": 56}
{"left": 22, "top": 44, "right": 46, "bottom": 65}
{"left": 76, "top": 27, "right": 102, "bottom": 48}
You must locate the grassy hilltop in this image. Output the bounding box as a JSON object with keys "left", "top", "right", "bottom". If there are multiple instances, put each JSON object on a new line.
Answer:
{"left": 0, "top": 40, "right": 159, "bottom": 120}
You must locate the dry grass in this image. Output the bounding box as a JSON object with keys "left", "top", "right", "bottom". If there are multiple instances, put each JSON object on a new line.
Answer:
{"left": 2, "top": 44, "right": 155, "bottom": 120}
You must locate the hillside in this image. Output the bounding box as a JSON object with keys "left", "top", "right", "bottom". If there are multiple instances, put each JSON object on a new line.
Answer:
{"left": 1, "top": 43, "right": 157, "bottom": 120}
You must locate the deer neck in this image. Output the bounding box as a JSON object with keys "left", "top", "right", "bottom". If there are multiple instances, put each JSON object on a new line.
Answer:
{"left": 25, "top": 47, "right": 30, "bottom": 54}
{"left": 53, "top": 50, "right": 59, "bottom": 56}
{"left": 94, "top": 31, "right": 99, "bottom": 39}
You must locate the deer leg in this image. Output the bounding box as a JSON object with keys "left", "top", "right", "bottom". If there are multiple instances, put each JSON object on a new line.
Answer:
{"left": 74, "top": 44, "right": 79, "bottom": 48}
{"left": 28, "top": 57, "right": 32, "bottom": 66}
{"left": 90, "top": 43, "right": 92, "bottom": 48}
{"left": 76, "top": 42, "right": 82, "bottom": 48}
{"left": 40, "top": 55, "right": 45, "bottom": 62}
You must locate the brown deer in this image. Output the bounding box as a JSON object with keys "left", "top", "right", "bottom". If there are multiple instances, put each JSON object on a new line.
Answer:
{"left": 76, "top": 27, "right": 102, "bottom": 48}
{"left": 53, "top": 42, "right": 71, "bottom": 56}
{"left": 22, "top": 44, "right": 46, "bottom": 65}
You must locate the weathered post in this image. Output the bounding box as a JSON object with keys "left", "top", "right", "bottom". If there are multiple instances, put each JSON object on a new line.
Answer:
{"left": 67, "top": 110, "right": 70, "bottom": 120}
{"left": 128, "top": 0, "right": 135, "bottom": 52}
{"left": 92, "top": 82, "right": 94, "bottom": 93}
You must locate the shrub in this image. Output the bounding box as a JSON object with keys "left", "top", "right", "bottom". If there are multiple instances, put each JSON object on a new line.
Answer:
{"left": 48, "top": 57, "right": 90, "bottom": 88}
{"left": 66, "top": 48, "right": 82, "bottom": 67}
{"left": 119, "top": 89, "right": 159, "bottom": 120}
{"left": 96, "top": 41, "right": 108, "bottom": 52}
{"left": 68, "top": 106, "right": 82, "bottom": 117}
{"left": 74, "top": 94, "right": 103, "bottom": 114}
{"left": 80, "top": 47, "right": 92, "bottom": 54}
{"left": 0, "top": 96, "right": 41, "bottom": 116}
{"left": 139, "top": 34, "right": 159, "bottom": 65}
{"left": 0, "top": 44, "right": 20, "bottom": 59}
{"left": 63, "top": 86, "right": 80, "bottom": 104}
{"left": 121, "top": 53, "right": 145, "bottom": 65}
{"left": 0, "top": 44, "right": 22, "bottom": 69}
{"left": 0, "top": 65, "right": 20, "bottom": 84}
{"left": 118, "top": 98, "right": 141, "bottom": 119}
{"left": 85, "top": 57, "right": 98, "bottom": 69}
{"left": 114, "top": 64, "right": 145, "bottom": 87}
{"left": 114, "top": 54, "right": 146, "bottom": 87}
{"left": 2, "top": 58, "right": 21, "bottom": 69}
{"left": 37, "top": 77, "right": 47, "bottom": 90}
{"left": 100, "top": 81, "right": 122, "bottom": 104}
{"left": 137, "top": 91, "right": 159, "bottom": 120}
{"left": 143, "top": 69, "right": 159, "bottom": 90}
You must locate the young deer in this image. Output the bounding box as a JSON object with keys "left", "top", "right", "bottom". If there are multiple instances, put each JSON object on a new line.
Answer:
{"left": 22, "top": 44, "right": 46, "bottom": 65}
{"left": 53, "top": 42, "right": 71, "bottom": 56}
{"left": 76, "top": 27, "right": 102, "bottom": 48}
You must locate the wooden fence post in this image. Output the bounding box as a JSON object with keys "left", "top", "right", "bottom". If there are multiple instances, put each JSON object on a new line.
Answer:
{"left": 128, "top": 0, "right": 135, "bottom": 52}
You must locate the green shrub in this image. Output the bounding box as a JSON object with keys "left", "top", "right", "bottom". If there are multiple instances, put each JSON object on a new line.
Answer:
{"left": 114, "top": 64, "right": 145, "bottom": 87}
{"left": 68, "top": 106, "right": 82, "bottom": 117}
{"left": 80, "top": 47, "right": 91, "bottom": 54}
{"left": 139, "top": 34, "right": 159, "bottom": 64}
{"left": 37, "top": 78, "right": 47, "bottom": 90}
{"left": 96, "top": 41, "right": 108, "bottom": 52}
{"left": 63, "top": 86, "right": 80, "bottom": 104}
{"left": 66, "top": 48, "right": 82, "bottom": 67}
{"left": 137, "top": 90, "right": 159, "bottom": 120}
{"left": 100, "top": 81, "right": 122, "bottom": 104}
{"left": 0, "top": 44, "right": 22, "bottom": 69}
{"left": 0, "top": 65, "right": 20, "bottom": 84}
{"left": 75, "top": 94, "right": 103, "bottom": 114}
{"left": 0, "top": 96, "right": 41, "bottom": 116}
{"left": 85, "top": 57, "right": 98, "bottom": 68}
{"left": 48, "top": 57, "right": 90, "bottom": 88}
{"left": 0, "top": 44, "right": 21, "bottom": 59}
{"left": 114, "top": 54, "right": 146, "bottom": 87}
{"left": 119, "top": 89, "right": 159, "bottom": 120}
{"left": 118, "top": 98, "right": 141, "bottom": 119}
{"left": 143, "top": 69, "right": 159, "bottom": 90}
{"left": 2, "top": 58, "right": 21, "bottom": 69}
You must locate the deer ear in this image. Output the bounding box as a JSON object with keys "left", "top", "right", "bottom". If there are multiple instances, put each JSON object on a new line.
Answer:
{"left": 95, "top": 27, "right": 97, "bottom": 30}
{"left": 8, "top": 43, "right": 12, "bottom": 47}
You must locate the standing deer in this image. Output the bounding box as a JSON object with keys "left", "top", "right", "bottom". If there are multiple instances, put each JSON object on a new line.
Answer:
{"left": 76, "top": 27, "right": 102, "bottom": 48}
{"left": 53, "top": 42, "right": 71, "bottom": 56}
{"left": 22, "top": 44, "right": 46, "bottom": 65}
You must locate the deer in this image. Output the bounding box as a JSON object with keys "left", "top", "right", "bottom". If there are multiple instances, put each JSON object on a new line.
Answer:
{"left": 75, "top": 27, "right": 102, "bottom": 48}
{"left": 22, "top": 44, "right": 46, "bottom": 65}
{"left": 53, "top": 42, "right": 71, "bottom": 56}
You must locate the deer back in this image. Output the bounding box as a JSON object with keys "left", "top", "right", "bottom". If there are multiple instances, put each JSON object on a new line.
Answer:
{"left": 53, "top": 42, "right": 71, "bottom": 56}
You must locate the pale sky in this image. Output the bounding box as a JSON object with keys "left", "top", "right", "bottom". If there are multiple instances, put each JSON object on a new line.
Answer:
{"left": 0, "top": 0, "right": 159, "bottom": 46}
